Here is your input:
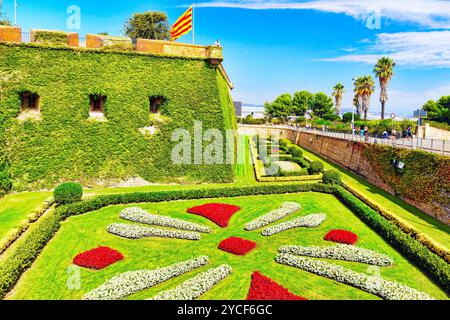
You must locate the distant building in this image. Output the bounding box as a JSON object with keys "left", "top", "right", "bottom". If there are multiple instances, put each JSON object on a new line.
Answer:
{"left": 242, "top": 104, "right": 265, "bottom": 119}
{"left": 233, "top": 101, "right": 242, "bottom": 117}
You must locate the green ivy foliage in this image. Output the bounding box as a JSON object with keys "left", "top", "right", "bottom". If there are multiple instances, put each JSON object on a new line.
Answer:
{"left": 34, "top": 31, "right": 69, "bottom": 46}
{"left": 363, "top": 144, "right": 449, "bottom": 209}
{"left": 0, "top": 43, "right": 235, "bottom": 191}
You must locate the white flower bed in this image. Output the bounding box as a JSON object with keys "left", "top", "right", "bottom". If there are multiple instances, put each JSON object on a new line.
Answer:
{"left": 279, "top": 244, "right": 394, "bottom": 267}
{"left": 107, "top": 223, "right": 201, "bottom": 240}
{"left": 120, "top": 207, "right": 211, "bottom": 233}
{"left": 276, "top": 253, "right": 433, "bottom": 300}
{"left": 83, "top": 256, "right": 209, "bottom": 300}
{"left": 150, "top": 265, "right": 232, "bottom": 300}
{"left": 261, "top": 214, "right": 326, "bottom": 236}
{"left": 244, "top": 202, "right": 301, "bottom": 231}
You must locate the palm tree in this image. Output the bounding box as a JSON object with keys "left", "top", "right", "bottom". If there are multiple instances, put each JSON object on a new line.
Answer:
{"left": 355, "top": 76, "right": 376, "bottom": 120}
{"left": 374, "top": 57, "right": 396, "bottom": 120}
{"left": 332, "top": 83, "right": 345, "bottom": 116}
{"left": 353, "top": 78, "right": 363, "bottom": 117}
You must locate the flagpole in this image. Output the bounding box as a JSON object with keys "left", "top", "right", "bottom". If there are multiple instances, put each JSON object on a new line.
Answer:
{"left": 192, "top": 4, "right": 195, "bottom": 45}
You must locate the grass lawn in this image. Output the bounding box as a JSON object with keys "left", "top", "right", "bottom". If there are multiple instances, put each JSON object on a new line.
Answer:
{"left": 298, "top": 146, "right": 450, "bottom": 250}
{"left": 7, "top": 193, "right": 447, "bottom": 300}
{"left": 275, "top": 161, "right": 302, "bottom": 172}
{"left": 0, "top": 192, "right": 51, "bottom": 243}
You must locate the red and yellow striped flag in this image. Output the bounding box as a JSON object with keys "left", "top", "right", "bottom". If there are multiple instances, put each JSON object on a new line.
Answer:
{"left": 170, "top": 7, "right": 193, "bottom": 41}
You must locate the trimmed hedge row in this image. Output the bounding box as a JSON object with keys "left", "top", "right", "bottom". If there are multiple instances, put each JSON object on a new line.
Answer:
{"left": 0, "top": 208, "right": 60, "bottom": 298}
{"left": 334, "top": 186, "right": 450, "bottom": 293}
{"left": 57, "top": 183, "right": 334, "bottom": 219}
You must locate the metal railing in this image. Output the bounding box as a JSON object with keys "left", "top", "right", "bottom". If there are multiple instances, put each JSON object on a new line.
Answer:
{"left": 241, "top": 124, "right": 450, "bottom": 156}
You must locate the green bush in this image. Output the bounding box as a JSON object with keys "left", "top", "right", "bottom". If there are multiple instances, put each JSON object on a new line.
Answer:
{"left": 334, "top": 186, "right": 450, "bottom": 293}
{"left": 309, "top": 161, "right": 324, "bottom": 174}
{"left": 53, "top": 182, "right": 83, "bottom": 204}
{"left": 288, "top": 146, "right": 303, "bottom": 158}
{"left": 291, "top": 157, "right": 310, "bottom": 169}
{"left": 322, "top": 170, "right": 342, "bottom": 185}
{"left": 280, "top": 139, "right": 290, "bottom": 147}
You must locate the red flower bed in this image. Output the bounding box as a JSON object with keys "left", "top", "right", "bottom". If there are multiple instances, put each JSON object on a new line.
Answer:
{"left": 247, "top": 271, "right": 307, "bottom": 300}
{"left": 73, "top": 246, "right": 124, "bottom": 270}
{"left": 218, "top": 237, "right": 256, "bottom": 255}
{"left": 324, "top": 229, "right": 358, "bottom": 245}
{"left": 187, "top": 203, "right": 241, "bottom": 228}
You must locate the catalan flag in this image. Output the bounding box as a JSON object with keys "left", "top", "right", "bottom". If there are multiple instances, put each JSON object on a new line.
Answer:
{"left": 170, "top": 6, "right": 193, "bottom": 42}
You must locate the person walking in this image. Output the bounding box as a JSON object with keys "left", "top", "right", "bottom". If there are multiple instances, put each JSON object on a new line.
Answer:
{"left": 364, "top": 126, "right": 369, "bottom": 143}
{"left": 406, "top": 126, "right": 412, "bottom": 140}
{"left": 382, "top": 130, "right": 388, "bottom": 139}
{"left": 360, "top": 125, "right": 365, "bottom": 138}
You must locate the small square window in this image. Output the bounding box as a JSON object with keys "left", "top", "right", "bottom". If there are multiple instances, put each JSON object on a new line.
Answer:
{"left": 150, "top": 96, "right": 166, "bottom": 114}
{"left": 20, "top": 92, "right": 40, "bottom": 112}
{"left": 90, "top": 95, "right": 106, "bottom": 113}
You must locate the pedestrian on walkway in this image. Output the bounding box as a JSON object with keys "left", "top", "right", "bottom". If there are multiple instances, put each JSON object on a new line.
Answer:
{"left": 406, "top": 126, "right": 412, "bottom": 140}
{"left": 360, "top": 125, "right": 365, "bottom": 138}
{"left": 382, "top": 130, "right": 388, "bottom": 139}
{"left": 364, "top": 126, "right": 369, "bottom": 143}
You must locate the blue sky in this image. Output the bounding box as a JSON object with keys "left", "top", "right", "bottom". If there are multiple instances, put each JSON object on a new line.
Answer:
{"left": 1, "top": 0, "right": 450, "bottom": 116}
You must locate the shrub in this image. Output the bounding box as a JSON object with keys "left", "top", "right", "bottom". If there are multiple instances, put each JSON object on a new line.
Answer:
{"left": 309, "top": 161, "right": 324, "bottom": 174}
{"left": 291, "top": 157, "right": 310, "bottom": 169}
{"left": 288, "top": 146, "right": 303, "bottom": 158}
{"left": 53, "top": 182, "right": 83, "bottom": 204}
{"left": 322, "top": 170, "right": 342, "bottom": 185}
{"left": 279, "top": 139, "right": 290, "bottom": 147}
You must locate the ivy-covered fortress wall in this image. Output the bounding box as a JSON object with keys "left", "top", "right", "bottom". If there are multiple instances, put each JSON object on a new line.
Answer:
{"left": 0, "top": 43, "right": 236, "bottom": 191}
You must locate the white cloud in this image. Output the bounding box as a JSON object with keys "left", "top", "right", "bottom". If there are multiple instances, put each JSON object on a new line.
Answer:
{"left": 320, "top": 31, "right": 450, "bottom": 68}
{"left": 195, "top": 0, "right": 450, "bottom": 29}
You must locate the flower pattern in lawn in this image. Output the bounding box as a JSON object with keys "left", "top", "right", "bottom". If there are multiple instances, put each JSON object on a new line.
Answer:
{"left": 262, "top": 213, "right": 326, "bottom": 236}
{"left": 279, "top": 244, "right": 394, "bottom": 267}
{"left": 120, "top": 207, "right": 211, "bottom": 233}
{"left": 276, "top": 253, "right": 433, "bottom": 300}
{"left": 90, "top": 202, "right": 434, "bottom": 301}
{"left": 83, "top": 256, "right": 209, "bottom": 300}
{"left": 150, "top": 265, "right": 232, "bottom": 300}
{"left": 244, "top": 202, "right": 301, "bottom": 231}
{"left": 107, "top": 223, "right": 201, "bottom": 240}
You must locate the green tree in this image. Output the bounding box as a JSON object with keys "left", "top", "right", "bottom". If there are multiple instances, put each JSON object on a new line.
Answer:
{"left": 355, "top": 76, "right": 375, "bottom": 120}
{"left": 342, "top": 112, "right": 361, "bottom": 123}
{"left": 0, "top": 18, "right": 11, "bottom": 26}
{"left": 374, "top": 57, "right": 396, "bottom": 120}
{"left": 265, "top": 94, "right": 292, "bottom": 122}
{"left": 311, "top": 92, "right": 334, "bottom": 118}
{"left": 124, "top": 11, "right": 170, "bottom": 40}
{"left": 292, "top": 90, "right": 313, "bottom": 117}
{"left": 332, "top": 83, "right": 345, "bottom": 116}
{"left": 423, "top": 96, "right": 450, "bottom": 124}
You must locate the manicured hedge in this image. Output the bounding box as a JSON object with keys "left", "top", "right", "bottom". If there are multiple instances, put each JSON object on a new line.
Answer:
{"left": 0, "top": 43, "right": 235, "bottom": 191}
{"left": 334, "top": 186, "right": 450, "bottom": 293}
{"left": 53, "top": 182, "right": 83, "bottom": 204}
{"left": 343, "top": 184, "right": 450, "bottom": 264}
{"left": 0, "top": 209, "right": 60, "bottom": 298}
{"left": 57, "top": 183, "right": 334, "bottom": 219}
